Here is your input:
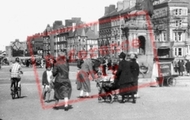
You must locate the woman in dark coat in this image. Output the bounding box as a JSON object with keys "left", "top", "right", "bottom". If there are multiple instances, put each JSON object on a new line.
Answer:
{"left": 116, "top": 52, "right": 133, "bottom": 103}
{"left": 185, "top": 60, "right": 190, "bottom": 76}
{"left": 52, "top": 51, "right": 72, "bottom": 111}
{"left": 130, "top": 53, "right": 139, "bottom": 103}
{"left": 178, "top": 60, "right": 185, "bottom": 76}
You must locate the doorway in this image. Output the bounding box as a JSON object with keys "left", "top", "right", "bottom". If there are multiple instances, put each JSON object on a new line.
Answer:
{"left": 138, "top": 36, "right": 146, "bottom": 55}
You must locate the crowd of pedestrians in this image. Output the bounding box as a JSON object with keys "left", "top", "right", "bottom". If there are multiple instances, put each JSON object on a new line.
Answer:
{"left": 174, "top": 59, "right": 190, "bottom": 76}
{"left": 9, "top": 50, "right": 140, "bottom": 111}
{"left": 75, "top": 52, "right": 140, "bottom": 104}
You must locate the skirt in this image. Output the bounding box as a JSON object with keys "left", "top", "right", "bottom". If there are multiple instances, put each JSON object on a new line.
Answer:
{"left": 54, "top": 81, "right": 72, "bottom": 100}
{"left": 76, "top": 71, "right": 91, "bottom": 92}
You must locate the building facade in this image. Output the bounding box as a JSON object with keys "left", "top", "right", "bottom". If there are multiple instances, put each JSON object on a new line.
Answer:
{"left": 99, "top": 0, "right": 139, "bottom": 57}
{"left": 54, "top": 28, "right": 69, "bottom": 58}
{"left": 10, "top": 39, "right": 27, "bottom": 57}
{"left": 43, "top": 24, "right": 54, "bottom": 58}
{"left": 85, "top": 25, "right": 99, "bottom": 58}
{"left": 152, "top": 0, "right": 189, "bottom": 60}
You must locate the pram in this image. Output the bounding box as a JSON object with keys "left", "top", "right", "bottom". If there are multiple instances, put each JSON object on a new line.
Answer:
{"left": 96, "top": 78, "right": 118, "bottom": 103}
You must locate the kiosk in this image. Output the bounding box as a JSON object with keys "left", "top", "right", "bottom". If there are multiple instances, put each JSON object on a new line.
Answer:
{"left": 151, "top": 58, "right": 177, "bottom": 87}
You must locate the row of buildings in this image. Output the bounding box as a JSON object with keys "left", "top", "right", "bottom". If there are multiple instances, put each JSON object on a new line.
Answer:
{"left": 41, "top": 18, "right": 99, "bottom": 61}
{"left": 5, "top": 0, "right": 190, "bottom": 64}
{"left": 98, "top": 0, "right": 190, "bottom": 67}
{"left": 5, "top": 18, "right": 99, "bottom": 61}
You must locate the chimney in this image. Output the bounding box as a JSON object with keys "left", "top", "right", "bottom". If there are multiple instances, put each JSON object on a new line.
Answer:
{"left": 71, "top": 17, "right": 81, "bottom": 23}
{"left": 65, "top": 19, "right": 72, "bottom": 27}
{"left": 117, "top": 1, "right": 123, "bottom": 12}
{"left": 109, "top": 4, "right": 116, "bottom": 13}
{"left": 104, "top": 6, "right": 109, "bottom": 15}
{"left": 53, "top": 20, "right": 62, "bottom": 29}
{"left": 123, "top": 0, "right": 130, "bottom": 10}
{"left": 129, "top": 0, "right": 136, "bottom": 9}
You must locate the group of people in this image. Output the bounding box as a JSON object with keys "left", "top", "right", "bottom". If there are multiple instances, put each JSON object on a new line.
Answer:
{"left": 10, "top": 50, "right": 140, "bottom": 111}
{"left": 42, "top": 51, "right": 72, "bottom": 111}
{"left": 76, "top": 52, "right": 140, "bottom": 104}
{"left": 174, "top": 59, "right": 190, "bottom": 76}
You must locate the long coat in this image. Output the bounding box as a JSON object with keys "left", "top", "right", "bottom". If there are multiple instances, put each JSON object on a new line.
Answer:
{"left": 76, "top": 58, "right": 96, "bottom": 92}
{"left": 130, "top": 59, "right": 140, "bottom": 81}
{"left": 52, "top": 56, "right": 72, "bottom": 100}
{"left": 185, "top": 61, "right": 190, "bottom": 71}
{"left": 178, "top": 61, "right": 184, "bottom": 72}
{"left": 130, "top": 59, "right": 140, "bottom": 94}
{"left": 116, "top": 59, "right": 132, "bottom": 95}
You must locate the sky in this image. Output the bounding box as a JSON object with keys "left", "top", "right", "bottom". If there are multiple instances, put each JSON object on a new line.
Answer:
{"left": 0, "top": 0, "right": 120, "bottom": 51}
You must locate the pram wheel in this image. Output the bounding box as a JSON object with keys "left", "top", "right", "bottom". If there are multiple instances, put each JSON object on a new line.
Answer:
{"left": 98, "top": 96, "right": 102, "bottom": 103}
{"left": 107, "top": 94, "right": 114, "bottom": 104}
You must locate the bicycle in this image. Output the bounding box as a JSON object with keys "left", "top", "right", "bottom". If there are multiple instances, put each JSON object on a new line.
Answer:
{"left": 11, "top": 71, "right": 23, "bottom": 99}
{"left": 11, "top": 78, "right": 21, "bottom": 99}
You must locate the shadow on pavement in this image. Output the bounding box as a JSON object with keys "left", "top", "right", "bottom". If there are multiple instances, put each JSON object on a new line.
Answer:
{"left": 13, "top": 96, "right": 27, "bottom": 99}
{"left": 53, "top": 105, "right": 73, "bottom": 110}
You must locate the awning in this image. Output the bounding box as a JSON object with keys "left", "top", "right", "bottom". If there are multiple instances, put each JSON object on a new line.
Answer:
{"left": 157, "top": 47, "right": 170, "bottom": 56}
{"left": 157, "top": 46, "right": 170, "bottom": 49}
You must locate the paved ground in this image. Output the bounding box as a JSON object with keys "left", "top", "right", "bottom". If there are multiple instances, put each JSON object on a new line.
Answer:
{"left": 0, "top": 66, "right": 190, "bottom": 120}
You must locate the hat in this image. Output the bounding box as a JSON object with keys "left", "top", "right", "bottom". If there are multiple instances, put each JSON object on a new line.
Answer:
{"left": 130, "top": 53, "right": 137, "bottom": 59}
{"left": 119, "top": 52, "right": 126, "bottom": 59}
{"left": 15, "top": 57, "right": 20, "bottom": 62}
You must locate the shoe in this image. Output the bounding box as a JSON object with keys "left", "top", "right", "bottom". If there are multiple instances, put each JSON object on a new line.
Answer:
{"left": 77, "top": 96, "right": 84, "bottom": 98}
{"left": 120, "top": 100, "right": 126, "bottom": 103}
{"left": 53, "top": 106, "right": 59, "bottom": 110}
{"left": 45, "top": 100, "right": 50, "bottom": 103}
{"left": 84, "top": 96, "right": 93, "bottom": 98}
{"left": 132, "top": 99, "right": 136, "bottom": 104}
{"left": 64, "top": 106, "right": 69, "bottom": 111}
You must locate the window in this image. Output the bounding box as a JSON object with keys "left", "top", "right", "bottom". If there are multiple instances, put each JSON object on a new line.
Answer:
{"left": 174, "top": 32, "right": 182, "bottom": 42}
{"left": 179, "top": 9, "right": 182, "bottom": 15}
{"left": 175, "top": 20, "right": 182, "bottom": 27}
{"left": 178, "top": 48, "right": 182, "bottom": 56}
{"left": 175, "top": 9, "right": 178, "bottom": 15}
{"left": 174, "top": 47, "right": 183, "bottom": 57}
{"left": 160, "top": 32, "right": 167, "bottom": 42}
{"left": 155, "top": 34, "right": 161, "bottom": 42}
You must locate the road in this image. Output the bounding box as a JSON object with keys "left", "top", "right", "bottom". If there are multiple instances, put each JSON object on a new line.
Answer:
{"left": 0, "top": 66, "right": 190, "bottom": 120}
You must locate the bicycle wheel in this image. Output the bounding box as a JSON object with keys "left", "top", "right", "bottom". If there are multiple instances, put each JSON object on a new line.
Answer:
{"left": 11, "top": 83, "right": 16, "bottom": 99}
{"left": 17, "top": 85, "right": 21, "bottom": 98}
{"left": 167, "top": 77, "right": 177, "bottom": 87}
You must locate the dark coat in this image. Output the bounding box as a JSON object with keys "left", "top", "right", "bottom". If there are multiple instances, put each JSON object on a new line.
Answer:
{"left": 130, "top": 59, "right": 140, "bottom": 80}
{"left": 42, "top": 71, "right": 49, "bottom": 85}
{"left": 52, "top": 56, "right": 70, "bottom": 83}
{"left": 178, "top": 61, "right": 184, "bottom": 72}
{"left": 52, "top": 56, "right": 72, "bottom": 100}
{"left": 185, "top": 61, "right": 190, "bottom": 70}
{"left": 116, "top": 59, "right": 132, "bottom": 85}
{"left": 130, "top": 59, "right": 140, "bottom": 94}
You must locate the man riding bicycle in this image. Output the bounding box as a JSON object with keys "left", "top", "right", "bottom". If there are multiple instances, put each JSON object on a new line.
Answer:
{"left": 10, "top": 57, "right": 23, "bottom": 93}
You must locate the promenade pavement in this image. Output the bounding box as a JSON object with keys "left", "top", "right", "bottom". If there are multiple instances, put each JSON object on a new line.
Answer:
{"left": 0, "top": 65, "right": 190, "bottom": 120}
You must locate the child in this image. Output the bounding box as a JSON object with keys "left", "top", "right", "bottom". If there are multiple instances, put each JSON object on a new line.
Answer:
{"left": 42, "top": 64, "right": 54, "bottom": 103}
{"left": 95, "top": 71, "right": 104, "bottom": 91}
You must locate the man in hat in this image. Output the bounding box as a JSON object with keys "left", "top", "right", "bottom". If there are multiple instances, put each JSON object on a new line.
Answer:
{"left": 116, "top": 52, "right": 134, "bottom": 103}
